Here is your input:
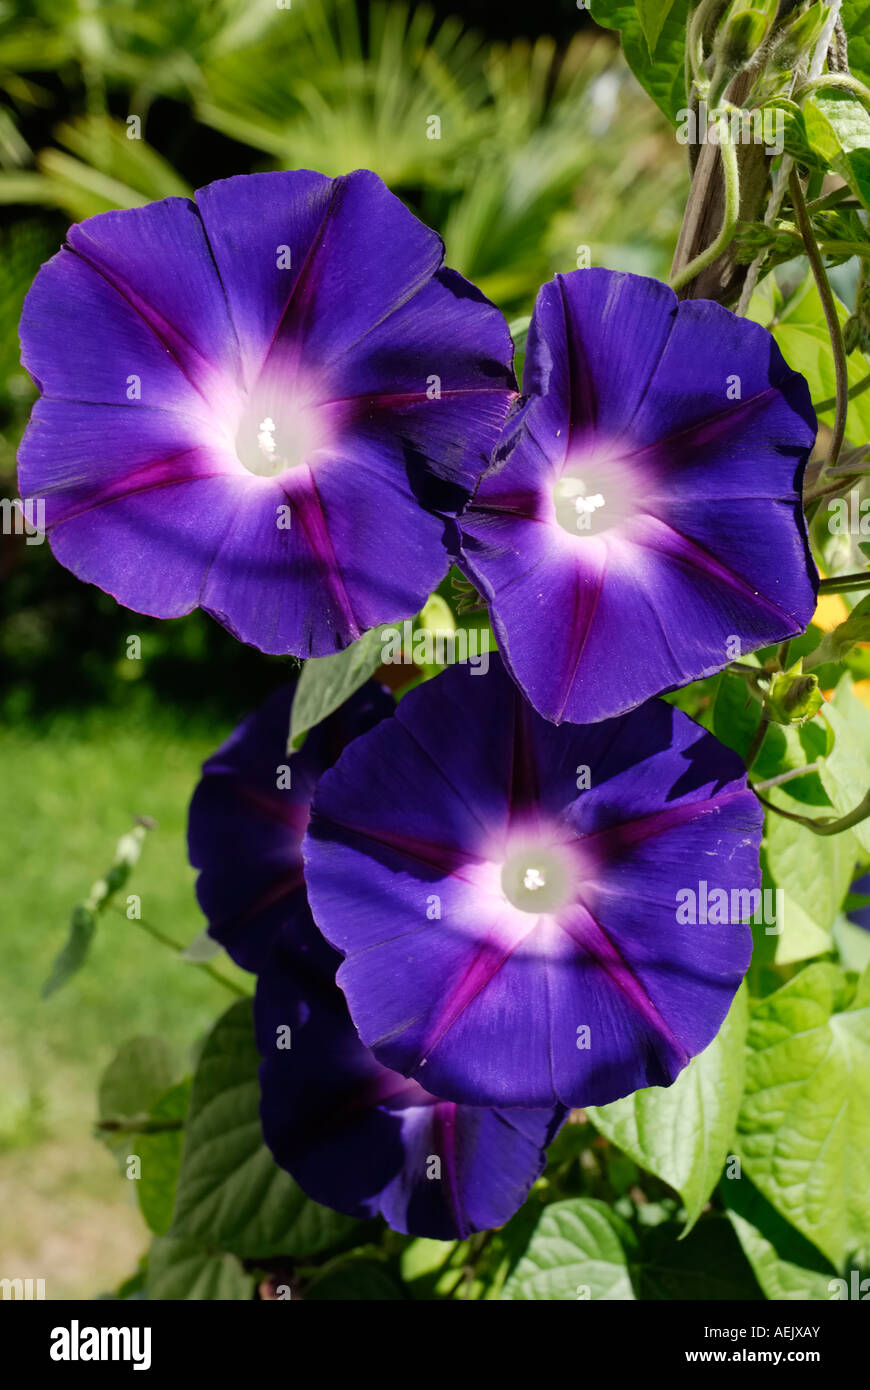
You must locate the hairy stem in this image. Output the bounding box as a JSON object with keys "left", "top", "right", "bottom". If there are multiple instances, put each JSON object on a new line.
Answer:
{"left": 789, "top": 169, "right": 848, "bottom": 471}
{"left": 797, "top": 71, "right": 870, "bottom": 111}
{"left": 670, "top": 123, "right": 741, "bottom": 292}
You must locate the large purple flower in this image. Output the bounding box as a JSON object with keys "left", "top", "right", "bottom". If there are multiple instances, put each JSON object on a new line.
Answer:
{"left": 188, "top": 678, "right": 394, "bottom": 973}
{"left": 256, "top": 919, "right": 563, "bottom": 1239}
{"left": 18, "top": 170, "right": 515, "bottom": 656}
{"left": 188, "top": 681, "right": 562, "bottom": 1238}
{"left": 303, "top": 656, "right": 762, "bottom": 1109}
{"left": 454, "top": 269, "right": 817, "bottom": 724}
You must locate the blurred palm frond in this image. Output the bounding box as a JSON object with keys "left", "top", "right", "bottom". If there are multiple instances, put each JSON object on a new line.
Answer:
{"left": 437, "top": 34, "right": 687, "bottom": 311}
{"left": 0, "top": 113, "right": 190, "bottom": 218}
{"left": 0, "top": 0, "right": 688, "bottom": 317}
{"left": 196, "top": 0, "right": 489, "bottom": 189}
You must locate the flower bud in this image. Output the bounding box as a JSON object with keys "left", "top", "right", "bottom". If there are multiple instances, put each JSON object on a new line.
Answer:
{"left": 709, "top": 0, "right": 778, "bottom": 104}
{"left": 770, "top": 2, "right": 830, "bottom": 71}
{"left": 417, "top": 593, "right": 456, "bottom": 640}
{"left": 718, "top": 8, "right": 771, "bottom": 69}
{"left": 763, "top": 662, "right": 824, "bottom": 724}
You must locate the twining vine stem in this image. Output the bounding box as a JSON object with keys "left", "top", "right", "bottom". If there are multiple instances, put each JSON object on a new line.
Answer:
{"left": 109, "top": 904, "right": 247, "bottom": 997}
{"left": 670, "top": 122, "right": 741, "bottom": 293}
{"left": 814, "top": 371, "right": 870, "bottom": 415}
{"left": 755, "top": 787, "right": 870, "bottom": 835}
{"left": 789, "top": 168, "right": 849, "bottom": 473}
{"left": 818, "top": 573, "right": 870, "bottom": 593}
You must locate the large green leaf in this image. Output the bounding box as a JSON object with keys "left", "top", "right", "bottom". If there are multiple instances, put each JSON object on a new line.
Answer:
{"left": 147, "top": 1236, "right": 254, "bottom": 1301}
{"left": 711, "top": 668, "right": 761, "bottom": 761}
{"left": 737, "top": 962, "right": 870, "bottom": 1268}
{"left": 500, "top": 1198, "right": 635, "bottom": 1300}
{"left": 587, "top": 987, "right": 748, "bottom": 1234}
{"left": 98, "top": 1037, "right": 178, "bottom": 1124}
{"left": 289, "top": 626, "right": 389, "bottom": 749}
{"left": 835, "top": 912, "right": 870, "bottom": 974}
{"left": 170, "top": 999, "right": 357, "bottom": 1259}
{"left": 840, "top": 2, "right": 870, "bottom": 95}
{"left": 399, "top": 1237, "right": 471, "bottom": 1299}
{"left": 136, "top": 1079, "right": 191, "bottom": 1237}
{"left": 635, "top": 0, "right": 678, "bottom": 54}
{"left": 306, "top": 1260, "right": 404, "bottom": 1299}
{"left": 96, "top": 1037, "right": 182, "bottom": 1186}
{"left": 724, "top": 1176, "right": 839, "bottom": 1300}
{"left": 590, "top": 0, "right": 691, "bottom": 124}
{"left": 763, "top": 788, "right": 858, "bottom": 963}
{"left": 819, "top": 681, "right": 870, "bottom": 855}
{"left": 635, "top": 1216, "right": 762, "bottom": 1300}
{"left": 802, "top": 91, "right": 870, "bottom": 213}
{"left": 749, "top": 274, "right": 870, "bottom": 444}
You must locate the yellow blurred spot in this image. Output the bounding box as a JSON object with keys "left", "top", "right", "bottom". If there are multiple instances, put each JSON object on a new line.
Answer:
{"left": 852, "top": 680, "right": 870, "bottom": 710}
{"left": 812, "top": 593, "right": 849, "bottom": 631}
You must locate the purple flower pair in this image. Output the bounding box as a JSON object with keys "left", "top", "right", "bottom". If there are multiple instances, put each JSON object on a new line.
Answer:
{"left": 18, "top": 169, "right": 817, "bottom": 718}
{"left": 189, "top": 660, "right": 760, "bottom": 1238}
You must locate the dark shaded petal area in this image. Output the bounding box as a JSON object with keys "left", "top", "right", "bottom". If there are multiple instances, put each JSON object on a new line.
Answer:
{"left": 304, "top": 656, "right": 761, "bottom": 1108}
{"left": 188, "top": 679, "right": 394, "bottom": 973}
{"left": 455, "top": 268, "right": 818, "bottom": 724}
{"left": 255, "top": 919, "right": 563, "bottom": 1239}
{"left": 19, "top": 170, "right": 515, "bottom": 656}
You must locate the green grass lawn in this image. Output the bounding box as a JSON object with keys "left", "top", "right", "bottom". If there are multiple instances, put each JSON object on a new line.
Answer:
{"left": 0, "top": 699, "right": 252, "bottom": 1298}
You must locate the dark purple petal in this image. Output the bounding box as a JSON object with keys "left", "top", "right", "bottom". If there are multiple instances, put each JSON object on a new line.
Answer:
{"left": 19, "top": 170, "right": 515, "bottom": 656}
{"left": 188, "top": 679, "right": 394, "bottom": 973}
{"left": 457, "top": 268, "right": 817, "bottom": 724}
{"left": 255, "top": 920, "right": 563, "bottom": 1239}
{"left": 304, "top": 656, "right": 760, "bottom": 1108}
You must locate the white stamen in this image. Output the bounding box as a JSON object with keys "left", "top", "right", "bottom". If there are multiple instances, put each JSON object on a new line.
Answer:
{"left": 574, "top": 492, "right": 605, "bottom": 515}
{"left": 523, "top": 867, "right": 547, "bottom": 891}
{"left": 257, "top": 416, "right": 277, "bottom": 457}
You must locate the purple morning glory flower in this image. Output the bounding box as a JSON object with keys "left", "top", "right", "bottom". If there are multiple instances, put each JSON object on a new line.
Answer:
{"left": 454, "top": 269, "right": 817, "bottom": 724}
{"left": 256, "top": 919, "right": 563, "bottom": 1239}
{"left": 18, "top": 170, "right": 515, "bottom": 656}
{"left": 188, "top": 678, "right": 394, "bottom": 973}
{"left": 303, "top": 655, "right": 762, "bottom": 1109}
{"left": 189, "top": 680, "right": 562, "bottom": 1238}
